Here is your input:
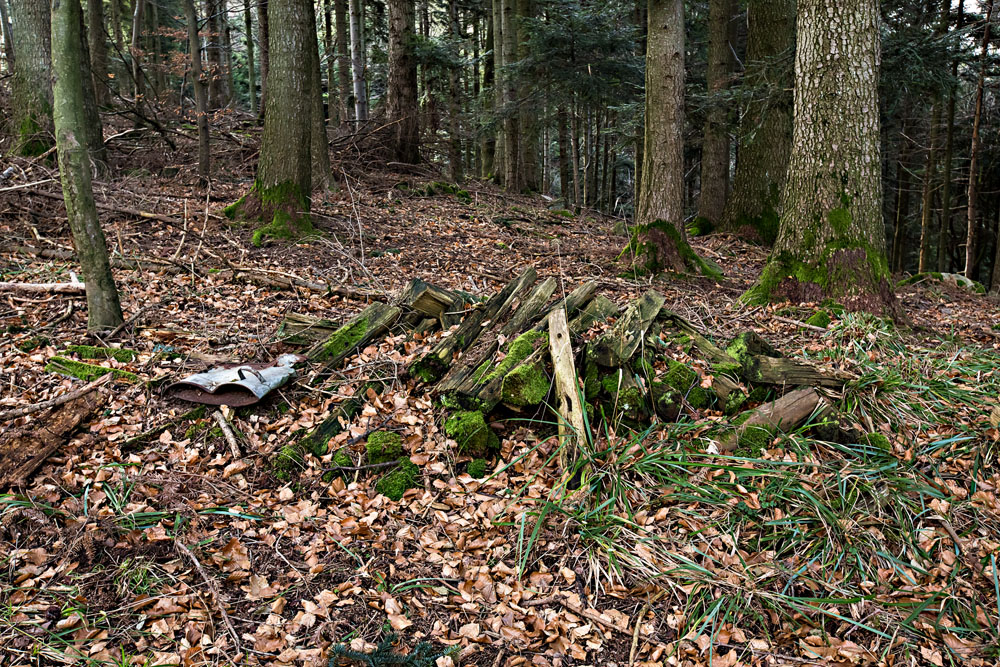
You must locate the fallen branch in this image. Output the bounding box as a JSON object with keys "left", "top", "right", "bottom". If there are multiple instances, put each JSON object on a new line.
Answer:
{"left": 213, "top": 410, "right": 242, "bottom": 459}
{"left": 773, "top": 315, "right": 829, "bottom": 333}
{"left": 174, "top": 540, "right": 242, "bottom": 655}
{"left": 0, "top": 373, "right": 112, "bottom": 421}
{"left": 0, "top": 280, "right": 85, "bottom": 294}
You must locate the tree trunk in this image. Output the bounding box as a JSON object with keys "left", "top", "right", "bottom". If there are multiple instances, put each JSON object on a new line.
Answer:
{"left": 501, "top": 0, "right": 519, "bottom": 190}
{"left": 963, "top": 0, "right": 992, "bottom": 280}
{"left": 696, "top": 0, "right": 735, "bottom": 226}
{"left": 244, "top": 0, "right": 257, "bottom": 114}
{"left": 222, "top": 0, "right": 236, "bottom": 104}
{"left": 492, "top": 0, "right": 504, "bottom": 182}
{"left": 9, "top": 0, "right": 53, "bottom": 155}
{"left": 310, "top": 0, "right": 331, "bottom": 190}
{"left": 87, "top": 0, "right": 108, "bottom": 106}
{"left": 334, "top": 0, "right": 351, "bottom": 124}
{"left": 257, "top": 0, "right": 268, "bottom": 119}
{"left": 226, "top": 0, "right": 313, "bottom": 245}
{"left": 387, "top": 0, "right": 419, "bottom": 163}
{"left": 749, "top": 0, "right": 894, "bottom": 315}
{"left": 517, "top": 0, "right": 539, "bottom": 192}
{"left": 557, "top": 106, "right": 571, "bottom": 206}
{"left": 323, "top": 0, "right": 336, "bottom": 125}
{"left": 891, "top": 124, "right": 914, "bottom": 274}
{"left": 185, "top": 0, "right": 210, "bottom": 185}
{"left": 446, "top": 0, "right": 462, "bottom": 181}
{"left": 719, "top": 0, "right": 794, "bottom": 243}
{"left": 918, "top": 103, "right": 942, "bottom": 273}
{"left": 570, "top": 103, "right": 581, "bottom": 207}
{"left": 633, "top": 0, "right": 647, "bottom": 210}
{"left": 0, "top": 0, "right": 15, "bottom": 68}
{"left": 51, "top": 0, "right": 124, "bottom": 331}
{"left": 634, "top": 0, "right": 689, "bottom": 271}
{"left": 938, "top": 74, "right": 958, "bottom": 273}
{"left": 77, "top": 7, "right": 107, "bottom": 168}
{"left": 131, "top": 0, "right": 144, "bottom": 108}
{"left": 204, "top": 0, "right": 224, "bottom": 107}
{"left": 348, "top": 0, "right": 367, "bottom": 121}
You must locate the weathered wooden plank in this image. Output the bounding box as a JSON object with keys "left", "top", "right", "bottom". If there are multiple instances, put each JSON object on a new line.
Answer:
{"left": 719, "top": 387, "right": 825, "bottom": 452}
{"left": 276, "top": 312, "right": 342, "bottom": 345}
{"left": 396, "top": 278, "right": 465, "bottom": 328}
{"left": 591, "top": 290, "right": 666, "bottom": 367}
{"left": 306, "top": 302, "right": 402, "bottom": 367}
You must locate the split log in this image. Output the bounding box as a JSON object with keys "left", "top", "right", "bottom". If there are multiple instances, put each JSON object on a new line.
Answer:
{"left": 0, "top": 280, "right": 85, "bottom": 294}
{"left": 743, "top": 357, "right": 848, "bottom": 388}
{"left": 276, "top": 313, "right": 342, "bottom": 345}
{"left": 719, "top": 387, "right": 825, "bottom": 452}
{"left": 409, "top": 266, "right": 537, "bottom": 383}
{"left": 436, "top": 277, "right": 557, "bottom": 396}
{"left": 591, "top": 290, "right": 666, "bottom": 367}
{"left": 531, "top": 282, "right": 599, "bottom": 332}
{"left": 306, "top": 302, "right": 402, "bottom": 368}
{"left": 0, "top": 392, "right": 104, "bottom": 486}
{"left": 549, "top": 308, "right": 587, "bottom": 474}
{"left": 396, "top": 278, "right": 464, "bottom": 328}
{"left": 568, "top": 294, "right": 619, "bottom": 333}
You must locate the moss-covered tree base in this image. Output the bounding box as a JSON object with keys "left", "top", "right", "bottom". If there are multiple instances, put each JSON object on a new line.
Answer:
{"left": 624, "top": 220, "right": 723, "bottom": 279}
{"left": 224, "top": 179, "right": 314, "bottom": 247}
{"left": 721, "top": 208, "right": 780, "bottom": 246}
{"left": 744, "top": 246, "right": 901, "bottom": 318}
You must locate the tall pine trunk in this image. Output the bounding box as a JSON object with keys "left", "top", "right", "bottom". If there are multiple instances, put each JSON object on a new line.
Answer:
{"left": 517, "top": 0, "right": 539, "bottom": 191}
{"left": 9, "top": 0, "right": 53, "bottom": 155}
{"left": 323, "top": 0, "right": 336, "bottom": 125}
{"left": 387, "top": 0, "right": 419, "bottom": 162}
{"left": 185, "top": 0, "right": 210, "bottom": 185}
{"left": 225, "top": 0, "right": 314, "bottom": 246}
{"left": 500, "top": 0, "right": 519, "bottom": 190}
{"left": 963, "top": 0, "right": 992, "bottom": 280}
{"left": 310, "top": 0, "right": 331, "bottom": 189}
{"left": 244, "top": 0, "right": 257, "bottom": 114}
{"left": 87, "top": 0, "right": 108, "bottom": 106}
{"left": 0, "top": 0, "right": 15, "bottom": 68}
{"left": 696, "top": 0, "right": 735, "bottom": 226}
{"left": 447, "top": 0, "right": 462, "bottom": 181}
{"left": 130, "top": 0, "right": 144, "bottom": 108}
{"left": 492, "top": 0, "right": 504, "bottom": 182}
{"left": 348, "top": 0, "right": 367, "bottom": 121}
{"left": 334, "top": 0, "right": 351, "bottom": 124}
{"left": 719, "top": 0, "right": 794, "bottom": 243}
{"left": 257, "top": 0, "right": 268, "bottom": 118}
{"left": 748, "top": 0, "right": 894, "bottom": 314}
{"left": 52, "top": 0, "right": 123, "bottom": 331}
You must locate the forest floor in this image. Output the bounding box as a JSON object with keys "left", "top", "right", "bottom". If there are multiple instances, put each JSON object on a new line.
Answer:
{"left": 2, "top": 119, "right": 1000, "bottom": 667}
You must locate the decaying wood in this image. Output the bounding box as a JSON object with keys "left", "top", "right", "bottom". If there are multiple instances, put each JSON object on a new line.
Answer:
{"left": 410, "top": 266, "right": 537, "bottom": 383}
{"left": 719, "top": 387, "right": 825, "bottom": 452}
{"left": 306, "top": 302, "right": 402, "bottom": 368}
{"left": 659, "top": 310, "right": 732, "bottom": 364}
{"left": 746, "top": 356, "right": 848, "bottom": 388}
{"left": 397, "top": 278, "right": 464, "bottom": 328}
{"left": 591, "top": 290, "right": 666, "bottom": 366}
{"left": 497, "top": 276, "right": 558, "bottom": 338}
{"left": 532, "top": 282, "right": 599, "bottom": 332}
{"left": 276, "top": 312, "right": 343, "bottom": 345}
{"left": 549, "top": 308, "right": 587, "bottom": 474}
{"left": 213, "top": 410, "right": 242, "bottom": 458}
{"left": 0, "top": 392, "right": 104, "bottom": 486}
{"left": 568, "top": 294, "right": 619, "bottom": 333}
{"left": 0, "top": 280, "right": 86, "bottom": 294}
{"left": 0, "top": 373, "right": 111, "bottom": 421}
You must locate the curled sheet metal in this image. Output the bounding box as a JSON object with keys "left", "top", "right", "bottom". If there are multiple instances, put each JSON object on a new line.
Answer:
{"left": 167, "top": 353, "right": 305, "bottom": 406}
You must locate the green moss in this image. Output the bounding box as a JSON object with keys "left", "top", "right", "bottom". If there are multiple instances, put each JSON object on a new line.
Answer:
{"left": 366, "top": 431, "right": 404, "bottom": 464}
{"left": 583, "top": 351, "right": 601, "bottom": 401}
{"left": 467, "top": 458, "right": 488, "bottom": 478}
{"left": 501, "top": 362, "right": 549, "bottom": 406}
{"left": 444, "top": 411, "right": 499, "bottom": 456}
{"left": 827, "top": 207, "right": 851, "bottom": 238}
{"left": 735, "top": 424, "right": 774, "bottom": 456}
{"left": 481, "top": 330, "right": 547, "bottom": 385}
{"left": 66, "top": 345, "right": 138, "bottom": 362}
{"left": 624, "top": 219, "right": 723, "bottom": 279}
{"left": 314, "top": 317, "right": 370, "bottom": 363}
{"left": 688, "top": 217, "right": 714, "bottom": 237}
{"left": 805, "top": 310, "right": 831, "bottom": 328}
{"left": 724, "top": 391, "right": 748, "bottom": 415}
{"left": 375, "top": 459, "right": 420, "bottom": 500}
{"left": 227, "top": 180, "right": 314, "bottom": 246}
{"left": 746, "top": 386, "right": 772, "bottom": 404}
{"left": 711, "top": 360, "right": 742, "bottom": 378}
{"left": 861, "top": 432, "right": 891, "bottom": 452}
{"left": 15, "top": 336, "right": 48, "bottom": 353}
{"left": 664, "top": 360, "right": 711, "bottom": 409}
{"left": 551, "top": 209, "right": 574, "bottom": 218}
{"left": 273, "top": 444, "right": 304, "bottom": 481}
{"left": 45, "top": 357, "right": 139, "bottom": 383}
{"left": 222, "top": 196, "right": 245, "bottom": 220}
{"left": 412, "top": 360, "right": 440, "bottom": 384}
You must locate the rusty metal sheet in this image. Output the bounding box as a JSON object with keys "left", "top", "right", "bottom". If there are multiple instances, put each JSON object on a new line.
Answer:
{"left": 167, "top": 354, "right": 304, "bottom": 406}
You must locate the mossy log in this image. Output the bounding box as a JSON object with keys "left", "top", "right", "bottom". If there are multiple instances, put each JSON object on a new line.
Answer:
{"left": 306, "top": 302, "right": 402, "bottom": 367}
{"left": 436, "top": 277, "right": 557, "bottom": 396}
{"left": 276, "top": 313, "right": 342, "bottom": 345}
{"left": 591, "top": 290, "right": 666, "bottom": 367}
{"left": 409, "top": 266, "right": 538, "bottom": 383}
{"left": 568, "top": 294, "right": 620, "bottom": 333}
{"left": 45, "top": 356, "right": 140, "bottom": 383}
{"left": 64, "top": 345, "right": 139, "bottom": 362}
{"left": 719, "top": 387, "right": 824, "bottom": 452}
{"left": 396, "top": 278, "right": 465, "bottom": 328}
{"left": 742, "top": 356, "right": 848, "bottom": 388}
{"left": 531, "top": 282, "right": 599, "bottom": 332}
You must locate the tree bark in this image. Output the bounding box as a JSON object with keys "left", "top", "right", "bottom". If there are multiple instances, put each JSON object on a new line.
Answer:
{"left": 310, "top": 0, "right": 331, "bottom": 190}
{"left": 481, "top": 11, "right": 495, "bottom": 177}
{"left": 334, "top": 0, "right": 351, "bottom": 124}
{"left": 77, "top": 7, "right": 107, "bottom": 168}
{"left": 0, "top": 0, "right": 15, "bottom": 68}
{"left": 51, "top": 0, "right": 124, "bottom": 331}
{"left": 130, "top": 0, "right": 144, "bottom": 108}
{"left": 719, "top": 0, "right": 793, "bottom": 243}
{"left": 387, "top": 0, "right": 419, "bottom": 163}
{"left": 9, "top": 0, "right": 53, "bottom": 155}
{"left": 348, "top": 0, "right": 367, "bottom": 121}
{"left": 963, "top": 0, "right": 992, "bottom": 280}
{"left": 244, "top": 0, "right": 257, "bottom": 114}
{"left": 87, "top": 0, "right": 109, "bottom": 106}
{"left": 501, "top": 0, "right": 519, "bottom": 190}
{"left": 557, "top": 106, "right": 571, "bottom": 206}
{"left": 323, "top": 0, "right": 336, "bottom": 125}
{"left": 226, "top": 0, "right": 313, "bottom": 244}
{"left": 918, "top": 0, "right": 950, "bottom": 273}
{"left": 696, "top": 0, "right": 735, "bottom": 226}
{"left": 222, "top": 0, "right": 236, "bottom": 104}
{"left": 492, "top": 0, "right": 504, "bottom": 182}
{"left": 749, "top": 0, "right": 894, "bottom": 315}
{"left": 185, "top": 0, "right": 210, "bottom": 185}
{"left": 517, "top": 0, "right": 539, "bottom": 191}
{"left": 204, "top": 0, "right": 226, "bottom": 108}
{"left": 257, "top": 0, "right": 269, "bottom": 118}
{"left": 447, "top": 0, "right": 463, "bottom": 181}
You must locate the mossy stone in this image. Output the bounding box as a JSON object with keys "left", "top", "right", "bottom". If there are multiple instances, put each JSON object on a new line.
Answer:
{"left": 861, "top": 432, "right": 891, "bottom": 452}
{"left": 467, "top": 458, "right": 488, "bottom": 478}
{"left": 805, "top": 310, "right": 831, "bottom": 328}
{"left": 444, "top": 410, "right": 499, "bottom": 456}
{"left": 366, "top": 431, "right": 403, "bottom": 464}
{"left": 375, "top": 459, "right": 420, "bottom": 500}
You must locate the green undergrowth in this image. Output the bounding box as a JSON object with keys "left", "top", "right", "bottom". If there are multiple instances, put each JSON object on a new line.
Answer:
{"left": 491, "top": 320, "right": 1000, "bottom": 655}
